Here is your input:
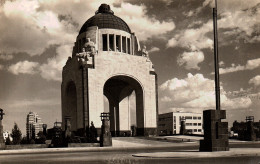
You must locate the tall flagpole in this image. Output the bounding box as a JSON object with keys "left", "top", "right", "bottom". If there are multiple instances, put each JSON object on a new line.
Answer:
{"left": 213, "top": 0, "right": 220, "bottom": 111}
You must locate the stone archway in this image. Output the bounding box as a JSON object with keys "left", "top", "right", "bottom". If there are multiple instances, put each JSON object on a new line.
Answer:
{"left": 64, "top": 81, "right": 78, "bottom": 131}
{"left": 103, "top": 75, "right": 144, "bottom": 136}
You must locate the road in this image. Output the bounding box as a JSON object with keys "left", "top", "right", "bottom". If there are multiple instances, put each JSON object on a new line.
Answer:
{"left": 0, "top": 143, "right": 260, "bottom": 164}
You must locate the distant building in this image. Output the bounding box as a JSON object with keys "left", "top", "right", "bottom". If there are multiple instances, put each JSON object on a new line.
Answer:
{"left": 158, "top": 112, "right": 203, "bottom": 135}
{"left": 26, "top": 112, "right": 43, "bottom": 140}
{"left": 231, "top": 116, "right": 260, "bottom": 141}
{"left": 3, "top": 131, "right": 12, "bottom": 142}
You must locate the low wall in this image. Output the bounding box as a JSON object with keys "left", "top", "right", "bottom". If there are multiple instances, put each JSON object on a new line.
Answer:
{"left": 5, "top": 144, "right": 49, "bottom": 150}
{"left": 68, "top": 143, "right": 100, "bottom": 147}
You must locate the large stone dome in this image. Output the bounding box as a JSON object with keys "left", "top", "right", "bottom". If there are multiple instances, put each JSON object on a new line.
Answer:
{"left": 79, "top": 4, "right": 131, "bottom": 35}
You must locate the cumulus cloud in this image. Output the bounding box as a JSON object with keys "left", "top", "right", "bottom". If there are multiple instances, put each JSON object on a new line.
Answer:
{"left": 0, "top": 54, "right": 13, "bottom": 61}
{"left": 39, "top": 44, "right": 72, "bottom": 81}
{"left": 160, "top": 73, "right": 252, "bottom": 111}
{"left": 177, "top": 51, "right": 204, "bottom": 70}
{"left": 114, "top": 3, "right": 175, "bottom": 40}
{"left": 0, "top": 64, "right": 4, "bottom": 70}
{"left": 148, "top": 47, "right": 160, "bottom": 53}
{"left": 166, "top": 21, "right": 212, "bottom": 70}
{"left": 167, "top": 21, "right": 213, "bottom": 51}
{"left": 0, "top": 0, "right": 176, "bottom": 81}
{"left": 219, "top": 58, "right": 260, "bottom": 74}
{"left": 249, "top": 75, "right": 260, "bottom": 87}
{"left": 8, "top": 60, "right": 39, "bottom": 75}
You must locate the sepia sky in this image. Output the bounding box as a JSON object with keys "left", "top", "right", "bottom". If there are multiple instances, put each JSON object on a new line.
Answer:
{"left": 0, "top": 0, "right": 259, "bottom": 134}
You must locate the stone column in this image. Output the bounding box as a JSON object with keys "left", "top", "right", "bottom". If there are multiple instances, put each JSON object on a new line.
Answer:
{"left": 109, "top": 102, "right": 116, "bottom": 136}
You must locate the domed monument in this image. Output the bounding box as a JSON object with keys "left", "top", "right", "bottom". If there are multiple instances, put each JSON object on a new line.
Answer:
{"left": 61, "top": 4, "right": 158, "bottom": 137}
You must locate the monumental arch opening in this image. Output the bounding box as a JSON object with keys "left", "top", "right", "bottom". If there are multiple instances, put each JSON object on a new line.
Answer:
{"left": 104, "top": 75, "right": 144, "bottom": 136}
{"left": 61, "top": 4, "right": 158, "bottom": 136}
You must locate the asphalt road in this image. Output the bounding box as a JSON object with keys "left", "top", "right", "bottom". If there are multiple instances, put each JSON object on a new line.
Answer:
{"left": 0, "top": 150, "right": 260, "bottom": 164}
{"left": 0, "top": 143, "right": 260, "bottom": 164}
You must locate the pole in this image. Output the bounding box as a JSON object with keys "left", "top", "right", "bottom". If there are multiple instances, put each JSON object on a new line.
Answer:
{"left": 213, "top": 0, "right": 220, "bottom": 110}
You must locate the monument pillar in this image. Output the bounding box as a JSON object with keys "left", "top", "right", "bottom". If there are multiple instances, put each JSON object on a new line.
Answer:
{"left": 0, "top": 108, "right": 5, "bottom": 149}
{"left": 199, "top": 0, "right": 229, "bottom": 152}
{"left": 100, "top": 113, "right": 112, "bottom": 147}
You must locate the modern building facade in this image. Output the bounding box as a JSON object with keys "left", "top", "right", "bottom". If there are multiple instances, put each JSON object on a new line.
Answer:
{"left": 26, "top": 112, "right": 43, "bottom": 140}
{"left": 158, "top": 112, "right": 203, "bottom": 135}
{"left": 61, "top": 4, "right": 158, "bottom": 136}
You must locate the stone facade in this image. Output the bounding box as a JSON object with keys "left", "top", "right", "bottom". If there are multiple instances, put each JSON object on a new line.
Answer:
{"left": 61, "top": 4, "right": 158, "bottom": 137}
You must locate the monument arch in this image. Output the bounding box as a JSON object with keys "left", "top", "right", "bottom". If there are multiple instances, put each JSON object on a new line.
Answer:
{"left": 61, "top": 4, "right": 158, "bottom": 136}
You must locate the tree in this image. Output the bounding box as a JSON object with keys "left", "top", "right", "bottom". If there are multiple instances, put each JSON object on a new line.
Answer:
{"left": 5, "top": 136, "right": 12, "bottom": 145}
{"left": 11, "top": 123, "right": 22, "bottom": 145}
{"left": 35, "top": 131, "right": 46, "bottom": 144}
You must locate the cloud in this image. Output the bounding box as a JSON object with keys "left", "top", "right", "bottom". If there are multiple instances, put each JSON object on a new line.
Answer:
{"left": 249, "top": 75, "right": 260, "bottom": 87}
{"left": 167, "top": 21, "right": 213, "bottom": 51}
{"left": 148, "top": 47, "right": 160, "bottom": 53}
{"left": 0, "top": 0, "right": 77, "bottom": 56}
{"left": 115, "top": 3, "right": 175, "bottom": 40}
{"left": 160, "top": 73, "right": 252, "bottom": 111}
{"left": 0, "top": 54, "right": 13, "bottom": 61}
{"left": 161, "top": 96, "right": 171, "bottom": 102}
{"left": 0, "top": 64, "right": 4, "bottom": 70}
{"left": 219, "top": 61, "right": 225, "bottom": 67}
{"left": 0, "top": 0, "right": 176, "bottom": 82}
{"left": 219, "top": 58, "right": 260, "bottom": 74}
{"left": 39, "top": 44, "right": 72, "bottom": 81}
{"left": 177, "top": 51, "right": 204, "bottom": 70}
{"left": 8, "top": 60, "right": 39, "bottom": 75}
{"left": 0, "top": 0, "right": 175, "bottom": 56}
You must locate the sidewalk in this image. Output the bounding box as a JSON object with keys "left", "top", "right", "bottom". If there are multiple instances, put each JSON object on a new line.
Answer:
{"left": 133, "top": 148, "right": 260, "bottom": 158}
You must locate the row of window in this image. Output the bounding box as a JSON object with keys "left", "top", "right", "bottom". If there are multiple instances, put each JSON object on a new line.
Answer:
{"left": 186, "top": 123, "right": 202, "bottom": 126}
{"left": 102, "top": 34, "right": 131, "bottom": 54}
{"left": 187, "top": 129, "right": 202, "bottom": 132}
{"left": 185, "top": 116, "right": 201, "bottom": 120}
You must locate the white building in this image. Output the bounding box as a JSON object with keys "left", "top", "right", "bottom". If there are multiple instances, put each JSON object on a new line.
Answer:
{"left": 26, "top": 112, "right": 43, "bottom": 139}
{"left": 158, "top": 112, "right": 203, "bottom": 135}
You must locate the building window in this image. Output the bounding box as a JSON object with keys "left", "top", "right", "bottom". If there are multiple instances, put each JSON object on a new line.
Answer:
{"left": 187, "top": 129, "right": 192, "bottom": 133}
{"left": 186, "top": 123, "right": 192, "bottom": 126}
{"left": 198, "top": 117, "right": 201, "bottom": 120}
{"left": 193, "top": 123, "right": 197, "bottom": 126}
{"left": 198, "top": 129, "right": 202, "bottom": 132}
{"left": 193, "top": 116, "right": 197, "bottom": 120}
{"left": 174, "top": 116, "right": 176, "bottom": 123}
{"left": 102, "top": 34, "right": 108, "bottom": 51}
{"left": 194, "top": 129, "right": 198, "bottom": 132}
{"left": 198, "top": 123, "right": 202, "bottom": 126}
{"left": 122, "top": 36, "right": 126, "bottom": 53}
{"left": 185, "top": 116, "right": 192, "bottom": 119}
{"left": 127, "top": 38, "right": 131, "bottom": 54}
{"left": 109, "top": 34, "right": 114, "bottom": 51}
{"left": 116, "top": 35, "right": 121, "bottom": 52}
